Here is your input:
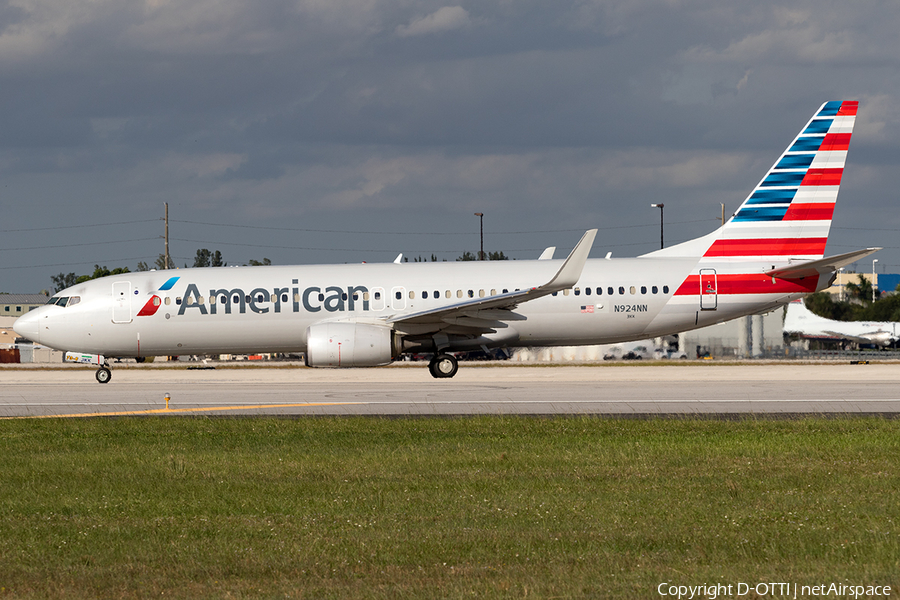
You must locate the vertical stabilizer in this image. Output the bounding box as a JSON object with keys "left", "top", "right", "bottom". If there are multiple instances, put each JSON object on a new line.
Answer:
{"left": 644, "top": 101, "right": 857, "bottom": 261}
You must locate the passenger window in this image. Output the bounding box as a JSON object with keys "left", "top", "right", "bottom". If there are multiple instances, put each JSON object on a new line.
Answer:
{"left": 422, "top": 291, "right": 428, "bottom": 299}
{"left": 409, "top": 291, "right": 415, "bottom": 299}
{"left": 209, "top": 296, "right": 216, "bottom": 305}
{"left": 552, "top": 291, "right": 558, "bottom": 296}
{"left": 445, "top": 290, "right": 451, "bottom": 299}
{"left": 434, "top": 290, "right": 439, "bottom": 298}
{"left": 597, "top": 287, "right": 602, "bottom": 295}
{"left": 363, "top": 292, "right": 370, "bottom": 301}
{"left": 176, "top": 297, "right": 182, "bottom": 305}
{"left": 318, "top": 293, "right": 325, "bottom": 302}
{"left": 663, "top": 285, "right": 670, "bottom": 294}
{"left": 467, "top": 290, "right": 474, "bottom": 298}
{"left": 618, "top": 287, "right": 625, "bottom": 295}
{"left": 563, "top": 289, "right": 570, "bottom": 296}
{"left": 608, "top": 287, "right": 614, "bottom": 295}
{"left": 259, "top": 294, "right": 266, "bottom": 302}
{"left": 341, "top": 293, "right": 347, "bottom": 301}
{"left": 233, "top": 295, "right": 240, "bottom": 303}
{"left": 652, "top": 286, "right": 658, "bottom": 294}
{"left": 395, "top": 291, "right": 402, "bottom": 300}
{"left": 199, "top": 296, "right": 205, "bottom": 305}
{"left": 640, "top": 286, "right": 647, "bottom": 294}
{"left": 374, "top": 291, "right": 381, "bottom": 300}
{"left": 165, "top": 297, "right": 172, "bottom": 306}
{"left": 629, "top": 286, "right": 636, "bottom": 295}
{"left": 585, "top": 288, "right": 591, "bottom": 296}
{"left": 294, "top": 293, "right": 300, "bottom": 303}
{"left": 502, "top": 289, "right": 508, "bottom": 294}
{"left": 574, "top": 287, "right": 580, "bottom": 296}
{"left": 245, "top": 295, "right": 251, "bottom": 303}
{"left": 457, "top": 290, "right": 463, "bottom": 298}
{"left": 479, "top": 289, "right": 485, "bottom": 298}
{"left": 283, "top": 294, "right": 289, "bottom": 302}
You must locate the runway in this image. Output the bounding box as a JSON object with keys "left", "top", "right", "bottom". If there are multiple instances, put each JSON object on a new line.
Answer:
{"left": 3, "top": 362, "right": 900, "bottom": 418}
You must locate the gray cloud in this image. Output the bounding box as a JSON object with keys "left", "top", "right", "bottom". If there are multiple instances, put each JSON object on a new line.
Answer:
{"left": 2, "top": 0, "right": 899, "bottom": 292}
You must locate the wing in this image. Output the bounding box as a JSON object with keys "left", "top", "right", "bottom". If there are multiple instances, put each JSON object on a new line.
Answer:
{"left": 387, "top": 229, "right": 597, "bottom": 338}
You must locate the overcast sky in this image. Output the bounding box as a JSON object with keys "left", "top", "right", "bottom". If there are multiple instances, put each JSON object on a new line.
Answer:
{"left": 2, "top": 0, "right": 899, "bottom": 293}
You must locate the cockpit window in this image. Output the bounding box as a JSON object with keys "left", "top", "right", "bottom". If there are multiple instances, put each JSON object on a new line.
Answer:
{"left": 67, "top": 296, "right": 81, "bottom": 307}
{"left": 53, "top": 297, "right": 69, "bottom": 306}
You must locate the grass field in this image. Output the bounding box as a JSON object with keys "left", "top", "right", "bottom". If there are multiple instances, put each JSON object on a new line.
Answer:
{"left": 0, "top": 417, "right": 898, "bottom": 599}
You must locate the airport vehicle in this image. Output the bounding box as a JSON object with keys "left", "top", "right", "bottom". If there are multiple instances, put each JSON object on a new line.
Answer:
{"left": 784, "top": 299, "right": 898, "bottom": 346}
{"left": 14, "top": 101, "right": 877, "bottom": 383}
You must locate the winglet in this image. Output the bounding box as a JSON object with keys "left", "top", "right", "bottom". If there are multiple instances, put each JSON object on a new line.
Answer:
{"left": 538, "top": 247, "right": 556, "bottom": 260}
{"left": 544, "top": 229, "right": 597, "bottom": 290}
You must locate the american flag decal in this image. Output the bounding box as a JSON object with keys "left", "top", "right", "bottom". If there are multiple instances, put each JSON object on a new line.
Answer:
{"left": 581, "top": 305, "right": 594, "bottom": 313}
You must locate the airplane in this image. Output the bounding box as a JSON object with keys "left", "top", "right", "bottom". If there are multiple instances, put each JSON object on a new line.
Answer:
{"left": 14, "top": 100, "right": 879, "bottom": 383}
{"left": 784, "top": 299, "right": 898, "bottom": 347}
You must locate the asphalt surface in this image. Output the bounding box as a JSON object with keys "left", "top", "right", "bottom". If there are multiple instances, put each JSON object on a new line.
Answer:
{"left": 2, "top": 362, "right": 899, "bottom": 418}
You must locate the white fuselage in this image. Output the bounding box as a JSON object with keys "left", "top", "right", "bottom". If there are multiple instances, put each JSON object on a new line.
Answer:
{"left": 17, "top": 255, "right": 825, "bottom": 358}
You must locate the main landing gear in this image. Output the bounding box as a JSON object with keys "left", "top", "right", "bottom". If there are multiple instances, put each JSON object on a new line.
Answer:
{"left": 428, "top": 353, "right": 458, "bottom": 379}
{"left": 95, "top": 366, "right": 112, "bottom": 384}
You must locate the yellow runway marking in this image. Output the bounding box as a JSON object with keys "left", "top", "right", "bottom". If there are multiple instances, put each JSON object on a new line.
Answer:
{"left": 1, "top": 402, "right": 363, "bottom": 419}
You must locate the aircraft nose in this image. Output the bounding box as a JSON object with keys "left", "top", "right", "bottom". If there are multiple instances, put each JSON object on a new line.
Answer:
{"left": 12, "top": 311, "right": 41, "bottom": 344}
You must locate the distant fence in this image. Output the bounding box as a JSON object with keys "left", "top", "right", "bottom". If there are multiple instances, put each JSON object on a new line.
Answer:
{"left": 783, "top": 347, "right": 900, "bottom": 361}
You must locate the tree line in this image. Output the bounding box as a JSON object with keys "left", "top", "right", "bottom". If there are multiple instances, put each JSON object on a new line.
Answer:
{"left": 50, "top": 249, "right": 272, "bottom": 293}
{"left": 51, "top": 248, "right": 511, "bottom": 292}
{"left": 805, "top": 275, "right": 900, "bottom": 322}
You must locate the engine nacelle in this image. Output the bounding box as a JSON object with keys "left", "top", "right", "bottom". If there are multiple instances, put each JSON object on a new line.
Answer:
{"left": 305, "top": 321, "right": 396, "bottom": 368}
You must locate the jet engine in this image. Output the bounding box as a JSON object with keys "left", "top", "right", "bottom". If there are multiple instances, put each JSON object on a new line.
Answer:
{"left": 305, "top": 321, "right": 397, "bottom": 367}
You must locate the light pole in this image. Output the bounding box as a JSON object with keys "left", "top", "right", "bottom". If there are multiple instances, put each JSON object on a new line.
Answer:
{"left": 474, "top": 212, "right": 484, "bottom": 260}
{"left": 872, "top": 259, "right": 878, "bottom": 302}
{"left": 650, "top": 204, "right": 664, "bottom": 249}
{"left": 838, "top": 267, "right": 845, "bottom": 302}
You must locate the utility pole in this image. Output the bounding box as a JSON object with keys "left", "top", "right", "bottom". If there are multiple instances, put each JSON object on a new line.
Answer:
{"left": 650, "top": 204, "right": 664, "bottom": 249}
{"left": 873, "top": 259, "right": 878, "bottom": 302}
{"left": 164, "top": 202, "right": 170, "bottom": 270}
{"left": 474, "top": 212, "right": 484, "bottom": 260}
{"left": 721, "top": 203, "right": 725, "bottom": 226}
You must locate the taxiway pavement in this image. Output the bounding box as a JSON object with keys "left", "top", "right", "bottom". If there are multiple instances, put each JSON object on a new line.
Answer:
{"left": 2, "top": 363, "right": 899, "bottom": 418}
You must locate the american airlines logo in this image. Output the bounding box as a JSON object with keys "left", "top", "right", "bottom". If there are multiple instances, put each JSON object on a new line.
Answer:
{"left": 155, "top": 283, "right": 375, "bottom": 317}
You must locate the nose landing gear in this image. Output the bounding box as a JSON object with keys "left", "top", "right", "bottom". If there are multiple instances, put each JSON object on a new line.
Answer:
{"left": 95, "top": 366, "right": 112, "bottom": 384}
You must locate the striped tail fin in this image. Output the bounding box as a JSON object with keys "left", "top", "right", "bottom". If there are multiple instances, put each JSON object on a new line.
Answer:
{"left": 707, "top": 100, "right": 857, "bottom": 260}
{"left": 644, "top": 101, "right": 857, "bottom": 261}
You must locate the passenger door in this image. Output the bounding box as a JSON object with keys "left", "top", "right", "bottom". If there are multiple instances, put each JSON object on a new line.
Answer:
{"left": 699, "top": 269, "right": 717, "bottom": 311}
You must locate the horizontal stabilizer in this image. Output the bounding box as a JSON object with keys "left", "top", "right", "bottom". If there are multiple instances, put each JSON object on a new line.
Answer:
{"left": 765, "top": 248, "right": 881, "bottom": 280}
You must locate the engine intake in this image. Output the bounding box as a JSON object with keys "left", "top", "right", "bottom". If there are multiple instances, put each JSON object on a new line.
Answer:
{"left": 305, "top": 322, "right": 396, "bottom": 367}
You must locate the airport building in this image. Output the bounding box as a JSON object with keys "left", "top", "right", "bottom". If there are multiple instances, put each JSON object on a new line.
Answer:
{"left": 0, "top": 294, "right": 48, "bottom": 316}
{"left": 823, "top": 272, "right": 900, "bottom": 299}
